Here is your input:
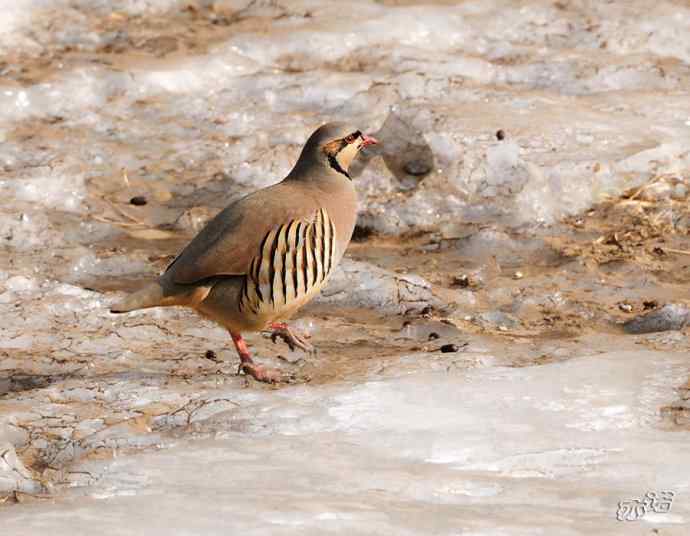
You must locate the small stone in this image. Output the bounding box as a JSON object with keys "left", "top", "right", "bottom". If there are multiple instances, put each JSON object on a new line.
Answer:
{"left": 618, "top": 302, "right": 633, "bottom": 313}
{"left": 513, "top": 271, "right": 524, "bottom": 280}
{"left": 496, "top": 129, "right": 506, "bottom": 140}
{"left": 174, "top": 206, "right": 214, "bottom": 233}
{"left": 478, "top": 311, "right": 521, "bottom": 329}
{"left": 130, "top": 196, "right": 147, "bottom": 206}
{"left": 452, "top": 274, "right": 469, "bottom": 288}
{"left": 204, "top": 350, "right": 220, "bottom": 362}
{"left": 428, "top": 332, "right": 440, "bottom": 341}
{"left": 440, "top": 343, "right": 459, "bottom": 353}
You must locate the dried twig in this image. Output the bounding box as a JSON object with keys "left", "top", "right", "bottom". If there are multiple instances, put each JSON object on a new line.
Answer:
{"left": 665, "top": 248, "right": 690, "bottom": 256}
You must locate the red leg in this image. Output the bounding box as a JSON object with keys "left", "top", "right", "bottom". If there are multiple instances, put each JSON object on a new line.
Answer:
{"left": 230, "top": 332, "right": 282, "bottom": 384}
{"left": 267, "top": 322, "right": 314, "bottom": 353}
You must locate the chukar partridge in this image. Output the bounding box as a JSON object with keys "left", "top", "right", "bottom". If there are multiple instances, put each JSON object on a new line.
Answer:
{"left": 111, "top": 123, "right": 378, "bottom": 383}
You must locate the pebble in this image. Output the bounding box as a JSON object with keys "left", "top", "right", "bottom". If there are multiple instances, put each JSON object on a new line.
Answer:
{"left": 453, "top": 274, "right": 470, "bottom": 288}
{"left": 204, "top": 350, "right": 220, "bottom": 362}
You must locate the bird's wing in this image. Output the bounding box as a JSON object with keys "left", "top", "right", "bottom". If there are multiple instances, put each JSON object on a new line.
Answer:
{"left": 165, "top": 182, "right": 321, "bottom": 284}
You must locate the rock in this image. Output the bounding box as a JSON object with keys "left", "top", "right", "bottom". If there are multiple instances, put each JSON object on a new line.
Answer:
{"left": 350, "top": 111, "right": 435, "bottom": 191}
{"left": 0, "top": 443, "right": 41, "bottom": 494}
{"left": 403, "top": 159, "right": 432, "bottom": 177}
{"left": 623, "top": 303, "right": 690, "bottom": 334}
{"left": 173, "top": 207, "right": 216, "bottom": 233}
{"left": 377, "top": 112, "right": 435, "bottom": 190}
{"left": 317, "top": 259, "right": 441, "bottom": 314}
{"left": 0, "top": 422, "right": 29, "bottom": 449}
{"left": 399, "top": 319, "right": 462, "bottom": 341}
{"left": 477, "top": 311, "right": 521, "bottom": 330}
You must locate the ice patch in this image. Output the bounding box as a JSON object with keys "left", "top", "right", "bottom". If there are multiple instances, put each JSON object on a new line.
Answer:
{"left": 13, "top": 171, "right": 86, "bottom": 212}
{"left": 67, "top": 251, "right": 150, "bottom": 282}
{"left": 2, "top": 351, "right": 689, "bottom": 533}
{"left": 4, "top": 275, "right": 38, "bottom": 293}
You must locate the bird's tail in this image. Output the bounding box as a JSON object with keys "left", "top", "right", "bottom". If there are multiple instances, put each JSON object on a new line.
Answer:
{"left": 110, "top": 282, "right": 164, "bottom": 313}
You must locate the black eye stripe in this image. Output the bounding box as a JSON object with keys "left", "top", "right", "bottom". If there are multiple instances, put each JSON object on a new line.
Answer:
{"left": 344, "top": 131, "right": 362, "bottom": 144}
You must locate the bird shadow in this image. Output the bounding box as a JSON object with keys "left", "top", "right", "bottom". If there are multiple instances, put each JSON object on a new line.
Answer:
{"left": 0, "top": 372, "right": 61, "bottom": 397}
{"left": 0, "top": 369, "right": 187, "bottom": 398}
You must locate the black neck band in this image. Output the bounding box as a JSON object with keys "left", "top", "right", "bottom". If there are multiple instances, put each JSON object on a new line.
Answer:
{"left": 328, "top": 154, "right": 350, "bottom": 179}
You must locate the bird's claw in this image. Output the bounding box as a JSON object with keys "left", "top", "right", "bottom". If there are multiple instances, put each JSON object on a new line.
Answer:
{"left": 238, "top": 362, "right": 284, "bottom": 384}
{"left": 268, "top": 325, "right": 315, "bottom": 354}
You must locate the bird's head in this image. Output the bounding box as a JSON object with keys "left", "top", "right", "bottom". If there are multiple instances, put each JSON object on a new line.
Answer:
{"left": 292, "top": 122, "right": 378, "bottom": 180}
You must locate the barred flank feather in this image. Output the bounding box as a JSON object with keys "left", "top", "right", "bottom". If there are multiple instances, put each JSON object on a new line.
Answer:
{"left": 239, "top": 208, "right": 337, "bottom": 315}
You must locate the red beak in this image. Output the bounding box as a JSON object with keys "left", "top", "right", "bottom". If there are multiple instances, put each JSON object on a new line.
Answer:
{"left": 361, "top": 134, "right": 379, "bottom": 147}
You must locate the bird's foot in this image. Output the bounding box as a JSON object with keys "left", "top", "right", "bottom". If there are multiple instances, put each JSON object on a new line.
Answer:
{"left": 231, "top": 331, "right": 288, "bottom": 384}
{"left": 238, "top": 361, "right": 284, "bottom": 384}
{"left": 267, "top": 322, "right": 315, "bottom": 354}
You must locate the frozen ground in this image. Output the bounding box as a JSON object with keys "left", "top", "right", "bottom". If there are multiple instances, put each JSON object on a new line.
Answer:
{"left": 1, "top": 0, "right": 690, "bottom": 533}
{"left": 3, "top": 350, "right": 690, "bottom": 535}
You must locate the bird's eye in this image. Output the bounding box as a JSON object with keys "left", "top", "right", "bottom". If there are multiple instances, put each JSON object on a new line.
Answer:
{"left": 344, "top": 131, "right": 361, "bottom": 144}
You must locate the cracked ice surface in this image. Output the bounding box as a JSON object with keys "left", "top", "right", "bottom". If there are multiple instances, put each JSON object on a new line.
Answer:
{"left": 3, "top": 351, "right": 690, "bottom": 534}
